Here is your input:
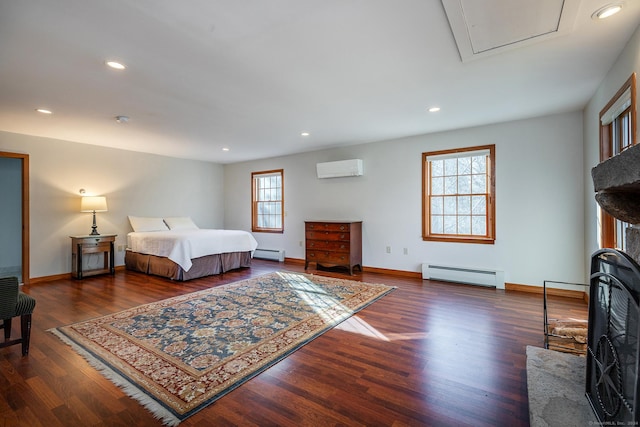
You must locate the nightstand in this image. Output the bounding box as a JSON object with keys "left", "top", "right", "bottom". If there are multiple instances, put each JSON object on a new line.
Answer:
{"left": 70, "top": 234, "right": 117, "bottom": 279}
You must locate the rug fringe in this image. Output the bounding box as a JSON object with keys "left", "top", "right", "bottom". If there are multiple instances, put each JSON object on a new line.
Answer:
{"left": 49, "top": 328, "right": 181, "bottom": 426}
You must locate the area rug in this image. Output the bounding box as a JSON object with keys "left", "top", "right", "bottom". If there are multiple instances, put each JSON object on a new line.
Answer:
{"left": 526, "top": 345, "right": 598, "bottom": 426}
{"left": 50, "top": 271, "right": 394, "bottom": 426}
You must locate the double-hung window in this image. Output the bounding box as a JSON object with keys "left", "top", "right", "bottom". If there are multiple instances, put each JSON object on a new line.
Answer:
{"left": 423, "top": 145, "right": 495, "bottom": 244}
{"left": 251, "top": 169, "right": 284, "bottom": 233}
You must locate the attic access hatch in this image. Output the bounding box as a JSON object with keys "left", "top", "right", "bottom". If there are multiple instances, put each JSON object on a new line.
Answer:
{"left": 442, "top": 0, "right": 579, "bottom": 62}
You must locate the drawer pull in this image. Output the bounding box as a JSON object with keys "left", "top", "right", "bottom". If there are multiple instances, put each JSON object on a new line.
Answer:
{"left": 310, "top": 242, "right": 315, "bottom": 247}
{"left": 340, "top": 234, "right": 345, "bottom": 239}
{"left": 340, "top": 225, "right": 345, "bottom": 230}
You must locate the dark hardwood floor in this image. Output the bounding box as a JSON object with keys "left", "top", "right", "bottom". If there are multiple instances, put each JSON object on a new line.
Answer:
{"left": 0, "top": 260, "right": 588, "bottom": 426}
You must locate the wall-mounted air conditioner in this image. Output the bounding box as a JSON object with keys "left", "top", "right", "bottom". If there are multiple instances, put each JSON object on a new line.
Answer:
{"left": 316, "top": 159, "right": 363, "bottom": 179}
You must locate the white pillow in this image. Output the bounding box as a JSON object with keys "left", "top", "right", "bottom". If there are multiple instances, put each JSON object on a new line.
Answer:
{"left": 128, "top": 216, "right": 169, "bottom": 232}
{"left": 164, "top": 216, "right": 199, "bottom": 230}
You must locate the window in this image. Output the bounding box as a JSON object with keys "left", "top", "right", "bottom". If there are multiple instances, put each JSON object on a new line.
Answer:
{"left": 422, "top": 145, "right": 495, "bottom": 244}
{"left": 599, "top": 73, "right": 637, "bottom": 250}
{"left": 251, "top": 169, "right": 284, "bottom": 233}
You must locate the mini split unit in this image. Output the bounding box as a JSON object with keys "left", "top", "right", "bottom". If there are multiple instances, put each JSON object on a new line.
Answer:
{"left": 316, "top": 159, "right": 363, "bottom": 179}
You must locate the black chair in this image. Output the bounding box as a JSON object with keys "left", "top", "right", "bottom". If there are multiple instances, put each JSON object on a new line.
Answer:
{"left": 0, "top": 276, "right": 36, "bottom": 355}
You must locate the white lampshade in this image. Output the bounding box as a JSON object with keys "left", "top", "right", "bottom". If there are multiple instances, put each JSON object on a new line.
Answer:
{"left": 80, "top": 196, "right": 108, "bottom": 212}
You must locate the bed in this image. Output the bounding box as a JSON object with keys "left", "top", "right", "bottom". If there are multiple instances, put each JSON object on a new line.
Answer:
{"left": 124, "top": 216, "right": 259, "bottom": 281}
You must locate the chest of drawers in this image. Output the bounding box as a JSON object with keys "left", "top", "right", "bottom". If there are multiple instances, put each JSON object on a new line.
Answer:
{"left": 304, "top": 221, "right": 362, "bottom": 275}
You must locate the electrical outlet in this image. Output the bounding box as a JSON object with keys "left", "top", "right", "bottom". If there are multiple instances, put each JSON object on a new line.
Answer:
{"left": 117, "top": 244, "right": 125, "bottom": 252}
{"left": 403, "top": 248, "right": 408, "bottom": 255}
{"left": 299, "top": 240, "right": 303, "bottom": 247}
{"left": 386, "top": 246, "right": 391, "bottom": 254}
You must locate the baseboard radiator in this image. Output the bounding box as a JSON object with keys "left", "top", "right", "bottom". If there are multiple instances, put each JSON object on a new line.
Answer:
{"left": 253, "top": 249, "right": 285, "bottom": 262}
{"left": 422, "top": 263, "right": 505, "bottom": 289}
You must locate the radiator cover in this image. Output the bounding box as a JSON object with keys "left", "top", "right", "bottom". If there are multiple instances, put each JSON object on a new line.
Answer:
{"left": 422, "top": 263, "right": 505, "bottom": 289}
{"left": 253, "top": 249, "right": 285, "bottom": 262}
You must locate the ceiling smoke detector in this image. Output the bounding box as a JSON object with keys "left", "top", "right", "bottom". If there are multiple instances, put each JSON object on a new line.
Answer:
{"left": 115, "top": 115, "right": 129, "bottom": 123}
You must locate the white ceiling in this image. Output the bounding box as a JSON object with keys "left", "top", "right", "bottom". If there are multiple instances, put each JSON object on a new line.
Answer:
{"left": 0, "top": 0, "right": 638, "bottom": 164}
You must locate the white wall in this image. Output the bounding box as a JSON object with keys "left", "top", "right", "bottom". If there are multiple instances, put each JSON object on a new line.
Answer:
{"left": 224, "top": 111, "right": 585, "bottom": 288}
{"left": 583, "top": 24, "right": 640, "bottom": 270}
{"left": 0, "top": 131, "right": 224, "bottom": 279}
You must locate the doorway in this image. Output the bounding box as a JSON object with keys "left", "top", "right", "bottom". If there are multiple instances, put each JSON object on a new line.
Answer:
{"left": 0, "top": 152, "right": 29, "bottom": 284}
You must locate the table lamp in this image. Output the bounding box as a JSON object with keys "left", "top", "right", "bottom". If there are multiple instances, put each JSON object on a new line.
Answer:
{"left": 80, "top": 196, "right": 108, "bottom": 235}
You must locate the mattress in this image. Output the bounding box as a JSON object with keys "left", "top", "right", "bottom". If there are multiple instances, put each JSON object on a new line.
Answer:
{"left": 127, "top": 229, "right": 258, "bottom": 272}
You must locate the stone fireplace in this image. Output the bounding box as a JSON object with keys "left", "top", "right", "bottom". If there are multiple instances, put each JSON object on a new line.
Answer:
{"left": 587, "top": 143, "right": 640, "bottom": 423}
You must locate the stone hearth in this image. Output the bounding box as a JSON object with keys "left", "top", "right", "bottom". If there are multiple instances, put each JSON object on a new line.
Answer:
{"left": 592, "top": 143, "right": 640, "bottom": 260}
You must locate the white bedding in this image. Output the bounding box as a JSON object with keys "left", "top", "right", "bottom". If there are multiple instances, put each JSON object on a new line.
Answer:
{"left": 127, "top": 229, "right": 258, "bottom": 272}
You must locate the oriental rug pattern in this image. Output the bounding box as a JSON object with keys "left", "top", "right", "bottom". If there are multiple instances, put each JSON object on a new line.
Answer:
{"left": 51, "top": 271, "right": 394, "bottom": 426}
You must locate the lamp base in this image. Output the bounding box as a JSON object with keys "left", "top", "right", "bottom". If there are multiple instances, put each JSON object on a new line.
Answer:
{"left": 89, "top": 211, "right": 100, "bottom": 235}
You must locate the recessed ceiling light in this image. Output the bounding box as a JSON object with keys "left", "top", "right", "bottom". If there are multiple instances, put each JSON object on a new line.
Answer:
{"left": 222, "top": 147, "right": 230, "bottom": 152}
{"left": 301, "top": 132, "right": 310, "bottom": 137}
{"left": 592, "top": 4, "right": 623, "bottom": 20}
{"left": 428, "top": 107, "right": 441, "bottom": 113}
{"left": 105, "top": 60, "right": 126, "bottom": 70}
{"left": 35, "top": 108, "right": 52, "bottom": 114}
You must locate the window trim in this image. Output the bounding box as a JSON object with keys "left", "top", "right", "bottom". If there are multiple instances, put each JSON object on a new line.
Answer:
{"left": 422, "top": 144, "right": 496, "bottom": 244}
{"left": 598, "top": 73, "right": 637, "bottom": 249}
{"left": 251, "top": 169, "right": 284, "bottom": 233}
{"left": 599, "top": 73, "right": 637, "bottom": 161}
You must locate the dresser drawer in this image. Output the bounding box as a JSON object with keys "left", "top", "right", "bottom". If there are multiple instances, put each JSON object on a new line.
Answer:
{"left": 75, "top": 236, "right": 112, "bottom": 244}
{"left": 305, "top": 222, "right": 351, "bottom": 232}
{"left": 306, "top": 240, "right": 349, "bottom": 252}
{"left": 306, "top": 230, "right": 350, "bottom": 241}
{"left": 306, "top": 251, "right": 350, "bottom": 265}
{"left": 91, "top": 236, "right": 112, "bottom": 244}
{"left": 78, "top": 242, "right": 112, "bottom": 253}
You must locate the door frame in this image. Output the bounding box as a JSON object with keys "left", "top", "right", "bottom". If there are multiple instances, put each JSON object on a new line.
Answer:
{"left": 0, "top": 151, "right": 29, "bottom": 284}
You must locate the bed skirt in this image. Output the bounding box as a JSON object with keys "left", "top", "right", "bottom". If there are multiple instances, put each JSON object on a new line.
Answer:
{"left": 124, "top": 250, "right": 252, "bottom": 281}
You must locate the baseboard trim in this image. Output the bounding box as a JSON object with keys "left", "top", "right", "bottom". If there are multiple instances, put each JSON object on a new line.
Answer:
{"left": 362, "top": 266, "right": 422, "bottom": 278}
{"left": 29, "top": 273, "right": 70, "bottom": 284}
{"left": 29, "top": 265, "right": 126, "bottom": 284}
{"left": 506, "top": 282, "right": 587, "bottom": 300}
{"left": 28, "top": 261, "right": 588, "bottom": 302}
{"left": 284, "top": 258, "right": 422, "bottom": 279}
